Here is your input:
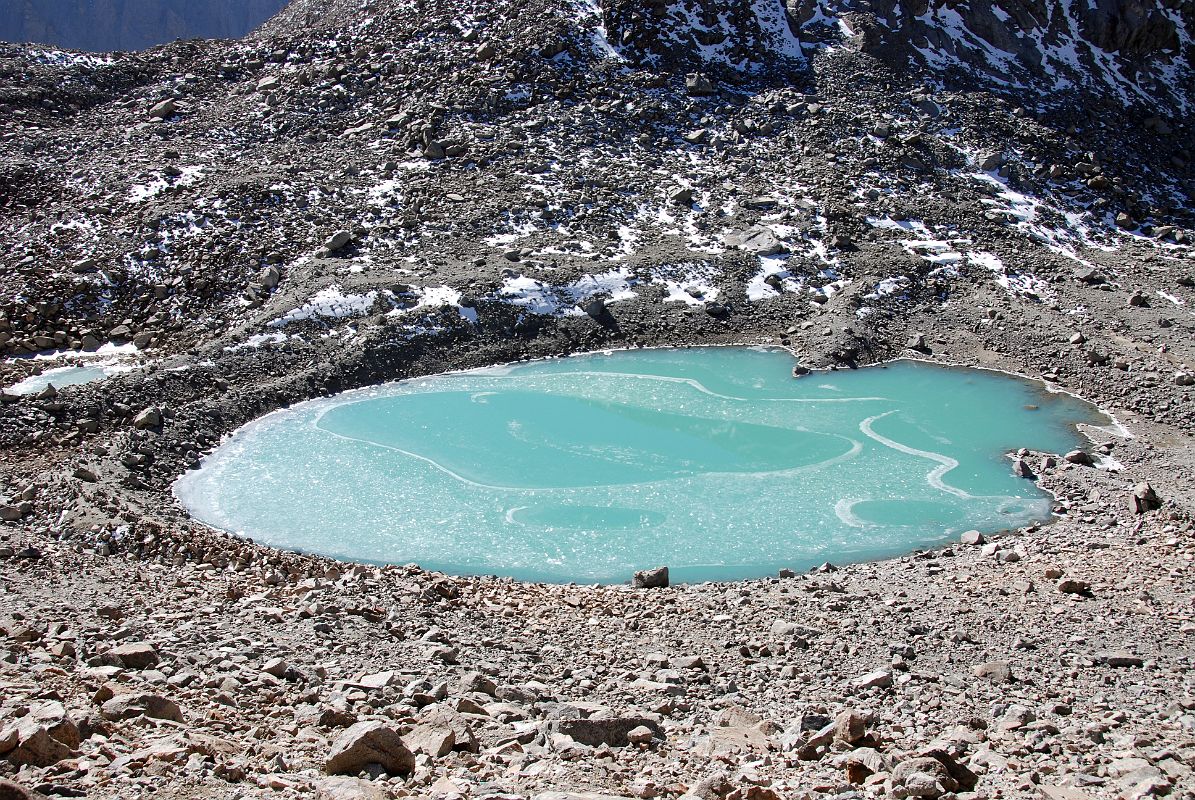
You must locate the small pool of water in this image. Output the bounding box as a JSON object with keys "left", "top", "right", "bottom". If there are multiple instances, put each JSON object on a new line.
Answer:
{"left": 175, "top": 347, "right": 1110, "bottom": 583}
{"left": 7, "top": 365, "right": 115, "bottom": 395}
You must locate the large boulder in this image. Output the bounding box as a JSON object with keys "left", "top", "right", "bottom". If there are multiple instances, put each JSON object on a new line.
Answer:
{"left": 325, "top": 721, "right": 414, "bottom": 776}
{"left": 100, "top": 693, "right": 183, "bottom": 723}
{"left": 888, "top": 756, "right": 958, "bottom": 799}
{"left": 0, "top": 778, "right": 50, "bottom": 800}
{"left": 404, "top": 707, "right": 478, "bottom": 756}
{"left": 2, "top": 721, "right": 76, "bottom": 768}
{"left": 632, "top": 566, "right": 669, "bottom": 589}
{"left": 315, "top": 777, "right": 391, "bottom": 800}
{"left": 104, "top": 641, "right": 160, "bottom": 669}
{"left": 550, "top": 715, "right": 664, "bottom": 747}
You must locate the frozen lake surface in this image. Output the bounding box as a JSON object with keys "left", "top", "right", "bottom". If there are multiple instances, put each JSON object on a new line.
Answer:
{"left": 7, "top": 365, "right": 115, "bottom": 395}
{"left": 175, "top": 347, "right": 1108, "bottom": 583}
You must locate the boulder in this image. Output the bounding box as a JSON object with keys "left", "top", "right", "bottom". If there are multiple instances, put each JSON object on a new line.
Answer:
{"left": 456, "top": 671, "right": 497, "bottom": 696}
{"left": 133, "top": 407, "right": 161, "bottom": 429}
{"left": 100, "top": 693, "right": 182, "bottom": 722}
{"left": 973, "top": 661, "right": 1014, "bottom": 683}
{"left": 1092, "top": 651, "right": 1144, "bottom": 668}
{"left": 684, "top": 73, "right": 717, "bottom": 96}
{"left": 3, "top": 722, "right": 75, "bottom": 768}
{"left": 851, "top": 669, "right": 893, "bottom": 689}
{"left": 325, "top": 230, "right": 353, "bottom": 252}
{"left": 315, "top": 777, "right": 391, "bottom": 800}
{"left": 1063, "top": 450, "right": 1094, "bottom": 466}
{"left": 325, "top": 721, "right": 414, "bottom": 776}
{"left": 632, "top": 566, "right": 668, "bottom": 589}
{"left": 727, "top": 226, "right": 786, "bottom": 256}
{"left": 1129, "top": 482, "right": 1161, "bottom": 514}
{"left": 148, "top": 99, "right": 177, "bottom": 119}
{"left": 888, "top": 756, "right": 958, "bottom": 799}
{"left": 550, "top": 715, "right": 664, "bottom": 747}
{"left": 29, "top": 702, "right": 79, "bottom": 749}
{"left": 0, "top": 778, "right": 49, "bottom": 800}
{"left": 833, "top": 709, "right": 867, "bottom": 744}
{"left": 959, "top": 530, "right": 985, "bottom": 546}
{"left": 626, "top": 725, "right": 655, "bottom": 746}
{"left": 104, "top": 641, "right": 159, "bottom": 669}
{"left": 1057, "top": 578, "right": 1092, "bottom": 596}
{"left": 405, "top": 707, "right": 478, "bottom": 756}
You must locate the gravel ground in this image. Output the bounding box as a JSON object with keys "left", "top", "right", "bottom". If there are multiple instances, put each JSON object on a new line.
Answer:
{"left": 0, "top": 0, "right": 1193, "bottom": 798}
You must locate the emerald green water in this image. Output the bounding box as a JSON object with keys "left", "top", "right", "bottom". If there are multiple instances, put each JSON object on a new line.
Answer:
{"left": 174, "top": 347, "right": 1109, "bottom": 583}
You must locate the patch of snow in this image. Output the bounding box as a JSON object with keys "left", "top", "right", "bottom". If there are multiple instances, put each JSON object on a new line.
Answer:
{"left": 269, "top": 286, "right": 378, "bottom": 327}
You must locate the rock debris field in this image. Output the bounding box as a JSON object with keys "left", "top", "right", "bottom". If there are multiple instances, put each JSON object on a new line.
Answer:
{"left": 0, "top": 0, "right": 1193, "bottom": 798}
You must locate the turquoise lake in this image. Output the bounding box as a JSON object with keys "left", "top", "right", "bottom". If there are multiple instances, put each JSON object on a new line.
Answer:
{"left": 8, "top": 365, "right": 113, "bottom": 395}
{"left": 174, "top": 347, "right": 1110, "bottom": 583}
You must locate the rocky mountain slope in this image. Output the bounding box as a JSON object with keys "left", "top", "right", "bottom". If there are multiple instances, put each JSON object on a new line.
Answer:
{"left": 0, "top": 0, "right": 1193, "bottom": 798}
{"left": 0, "top": 0, "right": 288, "bottom": 52}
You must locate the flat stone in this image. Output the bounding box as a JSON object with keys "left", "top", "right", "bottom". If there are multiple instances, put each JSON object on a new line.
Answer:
{"left": 550, "top": 716, "right": 663, "bottom": 747}
{"left": 851, "top": 669, "right": 893, "bottom": 689}
{"left": 1092, "top": 651, "right": 1144, "bottom": 668}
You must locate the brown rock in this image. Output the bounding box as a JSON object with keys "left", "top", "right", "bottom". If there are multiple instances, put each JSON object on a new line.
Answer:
{"left": 4, "top": 722, "right": 76, "bottom": 768}
{"left": 325, "top": 721, "right": 414, "bottom": 776}
{"left": 100, "top": 693, "right": 183, "bottom": 722}
{"left": 833, "top": 709, "right": 867, "bottom": 744}
{"left": 888, "top": 756, "right": 958, "bottom": 799}
{"left": 973, "top": 661, "right": 1014, "bottom": 684}
{"left": 0, "top": 778, "right": 50, "bottom": 800}
{"left": 1057, "top": 578, "right": 1092, "bottom": 596}
{"left": 551, "top": 716, "right": 664, "bottom": 747}
{"left": 105, "top": 641, "right": 160, "bottom": 669}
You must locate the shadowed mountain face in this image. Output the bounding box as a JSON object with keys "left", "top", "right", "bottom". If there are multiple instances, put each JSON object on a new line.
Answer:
{"left": 0, "top": 0, "right": 289, "bottom": 52}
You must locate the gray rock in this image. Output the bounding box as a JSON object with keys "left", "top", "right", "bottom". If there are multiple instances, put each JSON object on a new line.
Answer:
{"left": 1093, "top": 651, "right": 1144, "bottom": 668}
{"left": 148, "top": 99, "right": 177, "bottom": 119}
{"left": 888, "top": 756, "right": 958, "bottom": 799}
{"left": 133, "top": 407, "right": 161, "bottom": 429}
{"left": 960, "top": 530, "right": 985, "bottom": 546}
{"left": 632, "top": 566, "right": 668, "bottom": 589}
{"left": 727, "top": 226, "right": 786, "bottom": 256}
{"left": 1130, "top": 482, "right": 1161, "bottom": 514}
{"left": 325, "top": 230, "right": 353, "bottom": 252}
{"left": 684, "top": 73, "right": 717, "bottom": 96}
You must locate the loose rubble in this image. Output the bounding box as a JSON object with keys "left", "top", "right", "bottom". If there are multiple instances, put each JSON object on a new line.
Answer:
{"left": 0, "top": 0, "right": 1193, "bottom": 798}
